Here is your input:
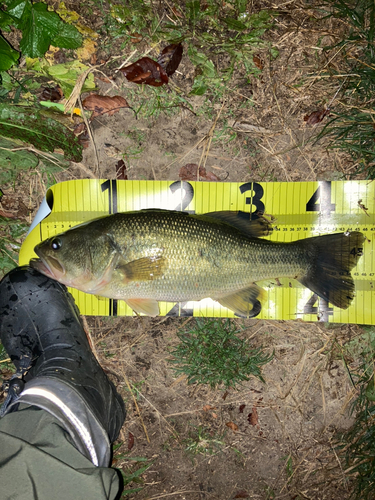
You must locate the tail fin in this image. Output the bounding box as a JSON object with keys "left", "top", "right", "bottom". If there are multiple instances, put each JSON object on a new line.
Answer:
{"left": 298, "top": 231, "right": 365, "bottom": 309}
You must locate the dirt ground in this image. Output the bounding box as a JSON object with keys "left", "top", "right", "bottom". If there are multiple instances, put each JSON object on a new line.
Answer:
{"left": 0, "top": 0, "right": 367, "bottom": 498}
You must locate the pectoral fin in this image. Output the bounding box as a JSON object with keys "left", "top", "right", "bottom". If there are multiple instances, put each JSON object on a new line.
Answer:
{"left": 116, "top": 256, "right": 166, "bottom": 282}
{"left": 126, "top": 298, "right": 160, "bottom": 316}
{"left": 216, "top": 284, "right": 265, "bottom": 318}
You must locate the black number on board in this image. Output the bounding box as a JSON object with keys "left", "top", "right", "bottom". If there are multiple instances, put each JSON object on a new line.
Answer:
{"left": 304, "top": 293, "right": 333, "bottom": 321}
{"left": 239, "top": 182, "right": 265, "bottom": 220}
{"left": 350, "top": 247, "right": 364, "bottom": 257}
{"left": 101, "top": 180, "right": 118, "bottom": 214}
{"left": 169, "top": 181, "right": 195, "bottom": 212}
{"left": 306, "top": 181, "right": 335, "bottom": 215}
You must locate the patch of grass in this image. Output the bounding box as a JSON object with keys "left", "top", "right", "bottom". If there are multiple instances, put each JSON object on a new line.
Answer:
{"left": 336, "top": 327, "right": 375, "bottom": 498}
{"left": 183, "top": 424, "right": 225, "bottom": 457}
{"left": 112, "top": 442, "right": 151, "bottom": 496}
{"left": 0, "top": 216, "right": 28, "bottom": 277}
{"left": 105, "top": 0, "right": 277, "bottom": 99}
{"left": 115, "top": 454, "right": 151, "bottom": 496}
{"left": 318, "top": 0, "right": 375, "bottom": 177}
{"left": 168, "top": 319, "right": 273, "bottom": 389}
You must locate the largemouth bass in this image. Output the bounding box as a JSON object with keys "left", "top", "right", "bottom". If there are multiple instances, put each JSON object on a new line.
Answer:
{"left": 30, "top": 210, "right": 365, "bottom": 317}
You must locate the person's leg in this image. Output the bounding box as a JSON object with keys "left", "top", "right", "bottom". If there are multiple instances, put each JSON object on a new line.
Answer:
{"left": 0, "top": 406, "right": 121, "bottom": 500}
{"left": 0, "top": 267, "right": 126, "bottom": 500}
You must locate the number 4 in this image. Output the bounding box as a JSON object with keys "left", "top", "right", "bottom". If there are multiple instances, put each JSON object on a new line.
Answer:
{"left": 306, "top": 181, "right": 335, "bottom": 215}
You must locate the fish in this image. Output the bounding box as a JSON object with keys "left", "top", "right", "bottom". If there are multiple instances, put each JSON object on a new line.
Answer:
{"left": 30, "top": 209, "right": 365, "bottom": 317}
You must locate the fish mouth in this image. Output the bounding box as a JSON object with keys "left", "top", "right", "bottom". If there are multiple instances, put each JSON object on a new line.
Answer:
{"left": 30, "top": 256, "right": 65, "bottom": 279}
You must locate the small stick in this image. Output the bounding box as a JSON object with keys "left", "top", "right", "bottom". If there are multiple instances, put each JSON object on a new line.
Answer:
{"left": 124, "top": 375, "right": 150, "bottom": 443}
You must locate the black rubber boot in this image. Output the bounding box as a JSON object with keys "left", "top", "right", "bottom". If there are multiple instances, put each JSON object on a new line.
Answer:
{"left": 0, "top": 266, "right": 126, "bottom": 467}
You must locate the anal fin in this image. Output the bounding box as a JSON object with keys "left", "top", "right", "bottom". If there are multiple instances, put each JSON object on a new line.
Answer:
{"left": 216, "top": 284, "right": 265, "bottom": 318}
{"left": 126, "top": 298, "right": 160, "bottom": 316}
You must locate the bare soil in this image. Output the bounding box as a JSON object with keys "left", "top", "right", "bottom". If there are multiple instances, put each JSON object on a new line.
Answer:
{"left": 0, "top": 1, "right": 365, "bottom": 498}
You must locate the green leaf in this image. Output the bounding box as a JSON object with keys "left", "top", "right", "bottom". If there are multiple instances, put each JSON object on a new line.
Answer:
{"left": 0, "top": 9, "right": 18, "bottom": 29}
{"left": 52, "top": 21, "right": 82, "bottom": 49}
{"left": 6, "top": 0, "right": 29, "bottom": 20}
{"left": 0, "top": 35, "right": 19, "bottom": 70}
{"left": 0, "top": 103, "right": 83, "bottom": 162}
{"left": 190, "top": 75, "right": 208, "bottom": 95}
{"left": 223, "top": 17, "right": 247, "bottom": 31}
{"left": 19, "top": 2, "right": 60, "bottom": 57}
{"left": 186, "top": 0, "right": 201, "bottom": 20}
{"left": 45, "top": 60, "right": 95, "bottom": 97}
{"left": 0, "top": 136, "right": 39, "bottom": 182}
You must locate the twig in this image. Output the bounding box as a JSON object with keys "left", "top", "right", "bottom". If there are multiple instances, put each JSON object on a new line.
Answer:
{"left": 146, "top": 490, "right": 205, "bottom": 499}
{"left": 82, "top": 316, "right": 100, "bottom": 362}
{"left": 77, "top": 96, "right": 100, "bottom": 177}
{"left": 124, "top": 375, "right": 150, "bottom": 443}
{"left": 198, "top": 101, "right": 226, "bottom": 174}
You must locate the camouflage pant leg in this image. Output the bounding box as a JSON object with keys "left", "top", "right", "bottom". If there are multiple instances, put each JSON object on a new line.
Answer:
{"left": 0, "top": 405, "right": 121, "bottom": 500}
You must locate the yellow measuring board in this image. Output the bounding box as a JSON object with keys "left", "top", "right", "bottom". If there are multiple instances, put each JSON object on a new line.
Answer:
{"left": 19, "top": 179, "right": 375, "bottom": 323}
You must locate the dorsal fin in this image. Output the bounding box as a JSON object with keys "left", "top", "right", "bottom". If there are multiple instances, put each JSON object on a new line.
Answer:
{"left": 200, "top": 211, "right": 273, "bottom": 238}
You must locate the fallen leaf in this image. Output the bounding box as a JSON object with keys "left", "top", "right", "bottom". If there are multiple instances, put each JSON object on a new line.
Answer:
{"left": 73, "top": 123, "right": 89, "bottom": 148}
{"left": 222, "top": 390, "right": 229, "bottom": 400}
{"left": 77, "top": 38, "right": 97, "bottom": 63}
{"left": 128, "top": 431, "right": 134, "bottom": 450}
{"left": 0, "top": 209, "right": 17, "bottom": 218}
{"left": 247, "top": 407, "right": 258, "bottom": 426}
{"left": 239, "top": 404, "right": 246, "bottom": 413}
{"left": 40, "top": 86, "right": 63, "bottom": 102}
{"left": 120, "top": 57, "right": 168, "bottom": 87}
{"left": 226, "top": 421, "right": 238, "bottom": 432}
{"left": 130, "top": 33, "right": 142, "bottom": 43}
{"left": 116, "top": 159, "right": 127, "bottom": 180}
{"left": 253, "top": 54, "right": 264, "bottom": 70}
{"left": 0, "top": 103, "right": 82, "bottom": 162}
{"left": 73, "top": 122, "right": 86, "bottom": 136}
{"left": 203, "top": 169, "right": 221, "bottom": 181}
{"left": 203, "top": 404, "right": 216, "bottom": 411}
{"left": 234, "top": 490, "right": 249, "bottom": 498}
{"left": 179, "top": 163, "right": 220, "bottom": 181}
{"left": 82, "top": 94, "right": 129, "bottom": 119}
{"left": 304, "top": 108, "right": 330, "bottom": 125}
{"left": 212, "top": 412, "right": 218, "bottom": 419}
{"left": 157, "top": 43, "right": 183, "bottom": 77}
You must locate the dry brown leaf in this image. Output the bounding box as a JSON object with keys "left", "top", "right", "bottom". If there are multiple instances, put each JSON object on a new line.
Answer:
{"left": 120, "top": 57, "right": 169, "bottom": 87}
{"left": 234, "top": 490, "right": 249, "bottom": 498}
{"left": 128, "top": 431, "right": 134, "bottom": 450}
{"left": 203, "top": 404, "right": 216, "bottom": 411}
{"left": 0, "top": 209, "right": 17, "bottom": 218}
{"left": 116, "top": 159, "right": 127, "bottom": 180}
{"left": 239, "top": 404, "right": 246, "bottom": 413}
{"left": 179, "top": 163, "right": 220, "bottom": 181}
{"left": 39, "top": 86, "right": 63, "bottom": 102}
{"left": 82, "top": 94, "right": 129, "bottom": 119}
{"left": 247, "top": 407, "right": 258, "bottom": 426}
{"left": 304, "top": 108, "right": 330, "bottom": 125}
{"left": 157, "top": 43, "right": 183, "bottom": 77}
{"left": 130, "top": 33, "right": 142, "bottom": 43}
{"left": 253, "top": 54, "right": 264, "bottom": 70}
{"left": 226, "top": 421, "right": 239, "bottom": 432}
{"left": 212, "top": 412, "right": 218, "bottom": 419}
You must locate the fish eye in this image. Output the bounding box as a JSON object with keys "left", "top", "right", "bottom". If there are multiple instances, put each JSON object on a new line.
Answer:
{"left": 51, "top": 238, "right": 62, "bottom": 251}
